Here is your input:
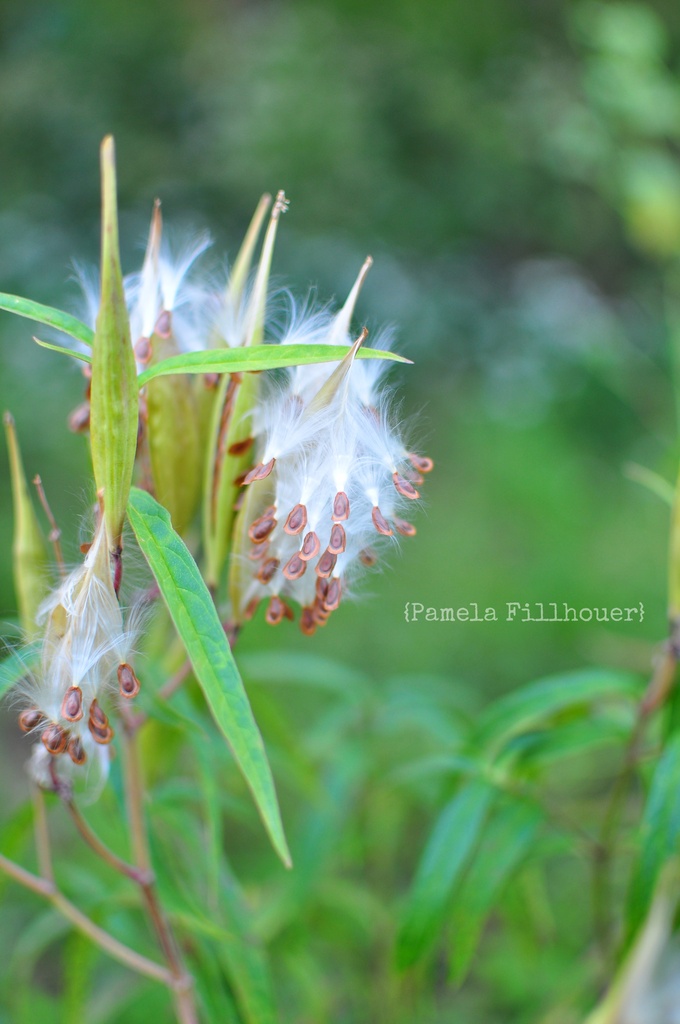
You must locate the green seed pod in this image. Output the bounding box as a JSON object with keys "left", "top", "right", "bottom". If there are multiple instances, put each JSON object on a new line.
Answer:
{"left": 146, "top": 321, "right": 202, "bottom": 536}
{"left": 90, "top": 136, "right": 139, "bottom": 550}
{"left": 3, "top": 412, "right": 49, "bottom": 637}
{"left": 205, "top": 192, "right": 286, "bottom": 593}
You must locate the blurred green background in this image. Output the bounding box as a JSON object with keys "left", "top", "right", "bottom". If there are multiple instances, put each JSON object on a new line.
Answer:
{"left": 1, "top": 0, "right": 680, "bottom": 1020}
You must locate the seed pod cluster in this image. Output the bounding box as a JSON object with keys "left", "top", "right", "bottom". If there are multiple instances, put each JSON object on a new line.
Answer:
{"left": 232, "top": 258, "right": 433, "bottom": 635}
{"left": 15, "top": 516, "right": 141, "bottom": 777}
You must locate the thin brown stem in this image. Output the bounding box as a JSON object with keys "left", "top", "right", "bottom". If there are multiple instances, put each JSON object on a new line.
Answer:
{"left": 0, "top": 853, "right": 172, "bottom": 986}
{"left": 33, "top": 474, "right": 65, "bottom": 577}
{"left": 60, "top": 791, "right": 151, "bottom": 885}
{"left": 121, "top": 721, "right": 198, "bottom": 1024}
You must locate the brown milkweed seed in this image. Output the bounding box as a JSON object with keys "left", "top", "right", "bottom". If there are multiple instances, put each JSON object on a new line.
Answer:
{"left": 393, "top": 517, "right": 417, "bottom": 537}
{"left": 134, "top": 336, "right": 152, "bottom": 364}
{"left": 42, "top": 724, "right": 68, "bottom": 756}
{"left": 89, "top": 699, "right": 108, "bottom": 729}
{"left": 244, "top": 457, "right": 276, "bottom": 485}
{"left": 324, "top": 578, "right": 342, "bottom": 612}
{"left": 68, "top": 402, "right": 91, "bottom": 434}
{"left": 61, "top": 686, "right": 84, "bottom": 722}
{"left": 283, "top": 552, "right": 307, "bottom": 581}
{"left": 300, "top": 607, "right": 316, "bottom": 636}
{"left": 18, "top": 708, "right": 44, "bottom": 733}
{"left": 372, "top": 506, "right": 393, "bottom": 536}
{"left": 392, "top": 472, "right": 420, "bottom": 500}
{"left": 227, "top": 436, "right": 254, "bottom": 457}
{"left": 328, "top": 523, "right": 346, "bottom": 554}
{"left": 68, "top": 736, "right": 87, "bottom": 766}
{"left": 248, "top": 514, "right": 277, "bottom": 544}
{"left": 256, "top": 557, "right": 280, "bottom": 584}
{"left": 316, "top": 550, "right": 338, "bottom": 578}
{"left": 118, "top": 663, "right": 141, "bottom": 699}
{"left": 264, "top": 593, "right": 290, "bottom": 622}
{"left": 408, "top": 453, "right": 434, "bottom": 474}
{"left": 284, "top": 503, "right": 308, "bottom": 535}
{"left": 332, "top": 491, "right": 350, "bottom": 521}
{"left": 359, "top": 547, "right": 378, "bottom": 566}
{"left": 299, "top": 531, "right": 321, "bottom": 561}
{"left": 154, "top": 310, "right": 172, "bottom": 337}
{"left": 89, "top": 721, "right": 114, "bottom": 745}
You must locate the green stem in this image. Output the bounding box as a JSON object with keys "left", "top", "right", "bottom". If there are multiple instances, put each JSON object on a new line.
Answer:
{"left": 593, "top": 641, "right": 678, "bottom": 965}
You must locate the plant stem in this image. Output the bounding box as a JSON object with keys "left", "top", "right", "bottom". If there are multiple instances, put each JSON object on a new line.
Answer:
{"left": 32, "top": 787, "right": 54, "bottom": 883}
{"left": 121, "top": 720, "right": 198, "bottom": 1024}
{"left": 0, "top": 853, "right": 172, "bottom": 986}
{"left": 593, "top": 640, "right": 678, "bottom": 965}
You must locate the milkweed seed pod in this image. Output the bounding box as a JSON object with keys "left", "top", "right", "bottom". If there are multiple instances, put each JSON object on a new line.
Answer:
{"left": 15, "top": 513, "right": 142, "bottom": 782}
{"left": 230, "top": 257, "right": 432, "bottom": 635}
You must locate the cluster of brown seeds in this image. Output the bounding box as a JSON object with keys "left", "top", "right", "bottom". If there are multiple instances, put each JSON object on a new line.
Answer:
{"left": 18, "top": 661, "right": 140, "bottom": 767}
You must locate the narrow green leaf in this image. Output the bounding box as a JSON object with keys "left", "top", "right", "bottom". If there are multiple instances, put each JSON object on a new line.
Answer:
{"left": 3, "top": 414, "right": 49, "bottom": 636}
{"left": 626, "top": 734, "right": 680, "bottom": 935}
{"left": 90, "top": 136, "right": 139, "bottom": 548}
{"left": 172, "top": 906, "right": 278, "bottom": 1024}
{"left": 504, "top": 716, "right": 630, "bottom": 769}
{"left": 396, "top": 778, "right": 494, "bottom": 969}
{"left": 449, "top": 801, "right": 542, "bottom": 984}
{"left": 138, "top": 343, "right": 411, "bottom": 386}
{"left": 0, "top": 292, "right": 93, "bottom": 347}
{"left": 33, "top": 337, "right": 92, "bottom": 365}
{"left": 0, "top": 644, "right": 40, "bottom": 700}
{"left": 624, "top": 462, "right": 675, "bottom": 507}
{"left": 126, "top": 487, "right": 291, "bottom": 867}
{"left": 476, "top": 669, "right": 643, "bottom": 758}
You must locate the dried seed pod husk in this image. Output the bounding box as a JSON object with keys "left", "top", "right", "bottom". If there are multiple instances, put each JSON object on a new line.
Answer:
{"left": 90, "top": 137, "right": 139, "bottom": 550}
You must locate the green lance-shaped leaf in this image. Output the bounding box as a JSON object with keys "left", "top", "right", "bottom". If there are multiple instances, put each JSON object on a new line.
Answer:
{"left": 127, "top": 487, "right": 291, "bottom": 867}
{"left": 396, "top": 778, "right": 494, "bottom": 969}
{"left": 204, "top": 193, "right": 286, "bottom": 591}
{"left": 475, "top": 668, "right": 643, "bottom": 760}
{"left": 3, "top": 414, "right": 49, "bottom": 637}
{"left": 449, "top": 800, "right": 542, "bottom": 984}
{"left": 139, "top": 342, "right": 408, "bottom": 385}
{"left": 0, "top": 292, "right": 93, "bottom": 347}
{"left": 90, "top": 136, "right": 139, "bottom": 549}
{"left": 625, "top": 733, "right": 680, "bottom": 938}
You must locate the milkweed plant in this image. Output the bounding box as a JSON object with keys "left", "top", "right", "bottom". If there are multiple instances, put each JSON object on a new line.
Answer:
{"left": 0, "top": 138, "right": 432, "bottom": 1023}
{"left": 2, "top": 138, "right": 680, "bottom": 1024}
